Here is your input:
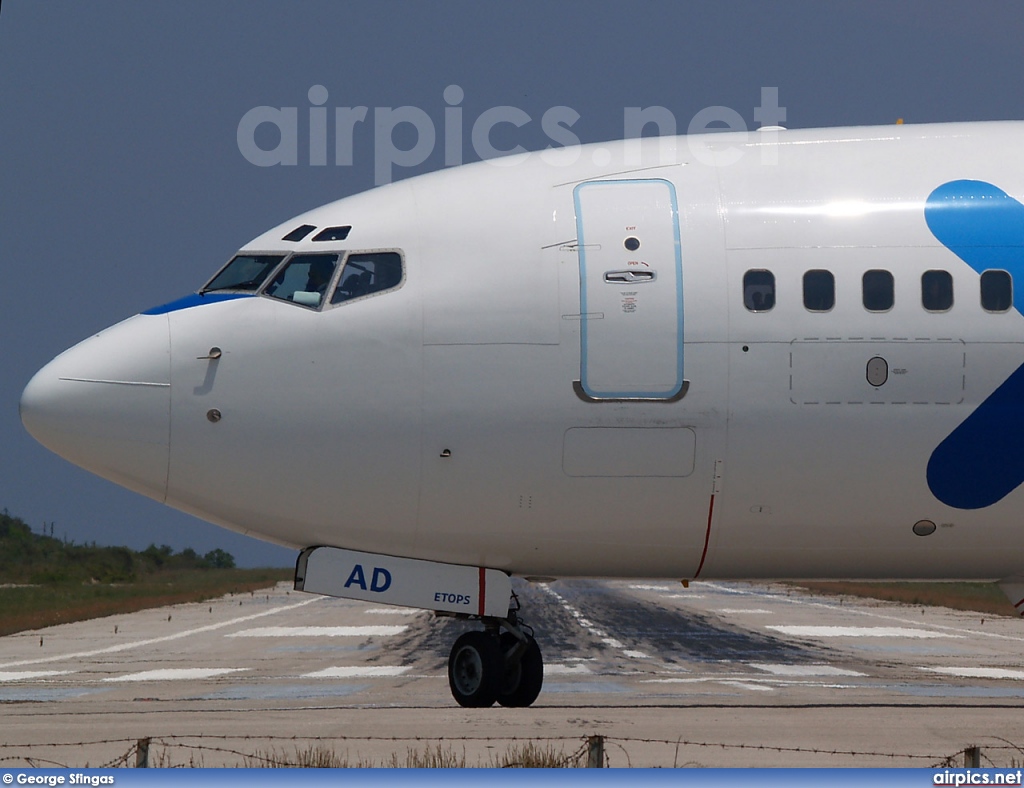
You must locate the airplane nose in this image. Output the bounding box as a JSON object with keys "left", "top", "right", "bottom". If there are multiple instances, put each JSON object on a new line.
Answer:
{"left": 20, "top": 314, "right": 171, "bottom": 502}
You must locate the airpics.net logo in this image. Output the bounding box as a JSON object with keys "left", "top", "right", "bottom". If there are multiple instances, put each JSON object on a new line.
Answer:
{"left": 236, "top": 86, "right": 787, "bottom": 185}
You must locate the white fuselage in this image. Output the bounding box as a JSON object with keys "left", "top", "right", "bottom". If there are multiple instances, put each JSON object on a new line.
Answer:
{"left": 21, "top": 122, "right": 1024, "bottom": 582}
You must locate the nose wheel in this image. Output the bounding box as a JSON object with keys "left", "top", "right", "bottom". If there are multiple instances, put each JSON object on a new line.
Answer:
{"left": 447, "top": 614, "right": 543, "bottom": 708}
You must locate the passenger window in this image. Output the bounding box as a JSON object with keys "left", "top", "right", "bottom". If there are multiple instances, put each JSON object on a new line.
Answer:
{"left": 862, "top": 269, "right": 894, "bottom": 312}
{"left": 263, "top": 253, "right": 340, "bottom": 308}
{"left": 743, "top": 270, "right": 775, "bottom": 312}
{"left": 203, "top": 254, "right": 286, "bottom": 293}
{"left": 803, "top": 270, "right": 835, "bottom": 312}
{"left": 331, "top": 252, "right": 404, "bottom": 305}
{"left": 981, "top": 270, "right": 1012, "bottom": 312}
{"left": 922, "top": 270, "right": 953, "bottom": 312}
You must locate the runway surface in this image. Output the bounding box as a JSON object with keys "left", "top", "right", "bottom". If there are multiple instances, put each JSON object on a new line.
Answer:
{"left": 2, "top": 578, "right": 1024, "bottom": 767}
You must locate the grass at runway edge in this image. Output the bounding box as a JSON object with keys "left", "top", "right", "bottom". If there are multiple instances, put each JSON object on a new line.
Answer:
{"left": 790, "top": 580, "right": 1014, "bottom": 616}
{"left": 0, "top": 569, "right": 292, "bottom": 636}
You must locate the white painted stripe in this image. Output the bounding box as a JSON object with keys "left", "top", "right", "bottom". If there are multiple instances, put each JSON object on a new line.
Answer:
{"left": 718, "top": 608, "right": 773, "bottom": 614}
{"left": 303, "top": 666, "right": 412, "bottom": 678}
{"left": 363, "top": 608, "right": 422, "bottom": 615}
{"left": 540, "top": 586, "right": 651, "bottom": 666}
{"left": 921, "top": 667, "right": 1024, "bottom": 680}
{"left": 105, "top": 668, "right": 247, "bottom": 682}
{"left": 0, "top": 670, "right": 73, "bottom": 681}
{"left": 719, "top": 680, "right": 774, "bottom": 692}
{"left": 748, "top": 663, "right": 865, "bottom": 677}
{"left": 622, "top": 650, "right": 650, "bottom": 659}
{"left": 545, "top": 664, "right": 592, "bottom": 675}
{"left": 767, "top": 625, "right": 961, "bottom": 639}
{"left": 228, "top": 626, "right": 406, "bottom": 638}
{"left": 642, "top": 677, "right": 859, "bottom": 690}
{"left": 0, "top": 597, "right": 319, "bottom": 670}
{"left": 699, "top": 581, "right": 1024, "bottom": 645}
{"left": 629, "top": 584, "right": 674, "bottom": 591}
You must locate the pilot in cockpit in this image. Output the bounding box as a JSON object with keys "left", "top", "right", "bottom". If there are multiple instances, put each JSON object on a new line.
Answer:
{"left": 305, "top": 258, "right": 335, "bottom": 298}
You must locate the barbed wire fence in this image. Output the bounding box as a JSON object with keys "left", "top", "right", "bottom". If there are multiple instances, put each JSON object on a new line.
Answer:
{"left": 0, "top": 734, "right": 1019, "bottom": 768}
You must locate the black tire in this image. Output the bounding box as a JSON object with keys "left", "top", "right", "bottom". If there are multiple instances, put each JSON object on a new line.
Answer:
{"left": 497, "top": 633, "right": 543, "bottom": 708}
{"left": 448, "top": 631, "right": 503, "bottom": 708}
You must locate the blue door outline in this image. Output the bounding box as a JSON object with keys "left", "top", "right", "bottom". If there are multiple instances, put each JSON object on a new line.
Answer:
{"left": 574, "top": 178, "right": 685, "bottom": 400}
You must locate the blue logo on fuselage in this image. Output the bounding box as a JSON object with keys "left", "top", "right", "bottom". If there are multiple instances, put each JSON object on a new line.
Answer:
{"left": 925, "top": 180, "right": 1024, "bottom": 509}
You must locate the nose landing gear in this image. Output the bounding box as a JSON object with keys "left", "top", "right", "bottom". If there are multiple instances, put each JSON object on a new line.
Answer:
{"left": 447, "top": 606, "right": 543, "bottom": 708}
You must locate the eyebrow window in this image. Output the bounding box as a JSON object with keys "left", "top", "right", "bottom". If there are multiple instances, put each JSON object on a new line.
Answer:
{"left": 803, "top": 270, "right": 835, "bottom": 312}
{"left": 743, "top": 270, "right": 775, "bottom": 311}
{"left": 331, "top": 252, "right": 404, "bottom": 305}
{"left": 312, "top": 226, "right": 352, "bottom": 242}
{"left": 922, "top": 270, "right": 953, "bottom": 312}
{"left": 862, "top": 269, "right": 894, "bottom": 312}
{"left": 282, "top": 224, "right": 316, "bottom": 242}
{"left": 980, "top": 270, "right": 1012, "bottom": 312}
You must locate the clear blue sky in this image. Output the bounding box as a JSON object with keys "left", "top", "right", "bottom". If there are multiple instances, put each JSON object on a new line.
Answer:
{"left": 1, "top": 1, "right": 1022, "bottom": 566}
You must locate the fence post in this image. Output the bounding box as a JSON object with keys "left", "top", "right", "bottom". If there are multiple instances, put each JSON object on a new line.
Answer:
{"left": 587, "top": 735, "right": 604, "bottom": 768}
{"left": 964, "top": 746, "right": 981, "bottom": 768}
{"left": 135, "top": 737, "right": 150, "bottom": 768}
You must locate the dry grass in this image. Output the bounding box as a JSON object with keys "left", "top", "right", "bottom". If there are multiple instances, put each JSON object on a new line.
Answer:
{"left": 790, "top": 581, "right": 1014, "bottom": 616}
{"left": 240, "top": 742, "right": 583, "bottom": 768}
{"left": 0, "top": 569, "right": 291, "bottom": 636}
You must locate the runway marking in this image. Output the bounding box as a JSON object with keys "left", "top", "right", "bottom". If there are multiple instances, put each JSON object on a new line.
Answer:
{"left": 717, "top": 608, "right": 773, "bottom": 614}
{"left": 105, "top": 668, "right": 248, "bottom": 682}
{"left": 302, "top": 666, "right": 411, "bottom": 678}
{"left": 545, "top": 664, "right": 592, "bottom": 675}
{"left": 541, "top": 586, "right": 653, "bottom": 665}
{"left": 767, "top": 625, "right": 961, "bottom": 639}
{"left": 363, "top": 608, "right": 422, "bottom": 615}
{"left": 643, "top": 676, "right": 861, "bottom": 690}
{"left": 0, "top": 670, "right": 73, "bottom": 681}
{"left": 921, "top": 667, "right": 1024, "bottom": 680}
{"left": 629, "top": 584, "right": 675, "bottom": 591}
{"left": 0, "top": 597, "right": 319, "bottom": 670}
{"left": 748, "top": 663, "right": 865, "bottom": 677}
{"left": 698, "top": 581, "right": 1024, "bottom": 643}
{"left": 227, "top": 626, "right": 407, "bottom": 638}
{"left": 719, "top": 680, "right": 774, "bottom": 692}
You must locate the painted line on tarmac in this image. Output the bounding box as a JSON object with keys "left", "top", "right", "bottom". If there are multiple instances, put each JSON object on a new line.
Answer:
{"left": 0, "top": 670, "right": 73, "bottom": 681}
{"left": 920, "top": 666, "right": 1024, "bottom": 680}
{"left": 302, "top": 666, "right": 411, "bottom": 678}
{"left": 105, "top": 667, "right": 249, "bottom": 682}
{"left": 540, "top": 586, "right": 653, "bottom": 663}
{"left": 697, "top": 581, "right": 1024, "bottom": 644}
{"left": 228, "top": 626, "right": 407, "bottom": 638}
{"left": 766, "top": 625, "right": 962, "bottom": 639}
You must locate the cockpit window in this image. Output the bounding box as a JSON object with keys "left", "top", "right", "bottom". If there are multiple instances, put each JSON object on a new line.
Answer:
{"left": 203, "top": 254, "right": 286, "bottom": 293}
{"left": 263, "top": 253, "right": 341, "bottom": 308}
{"left": 330, "top": 252, "right": 404, "bottom": 305}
